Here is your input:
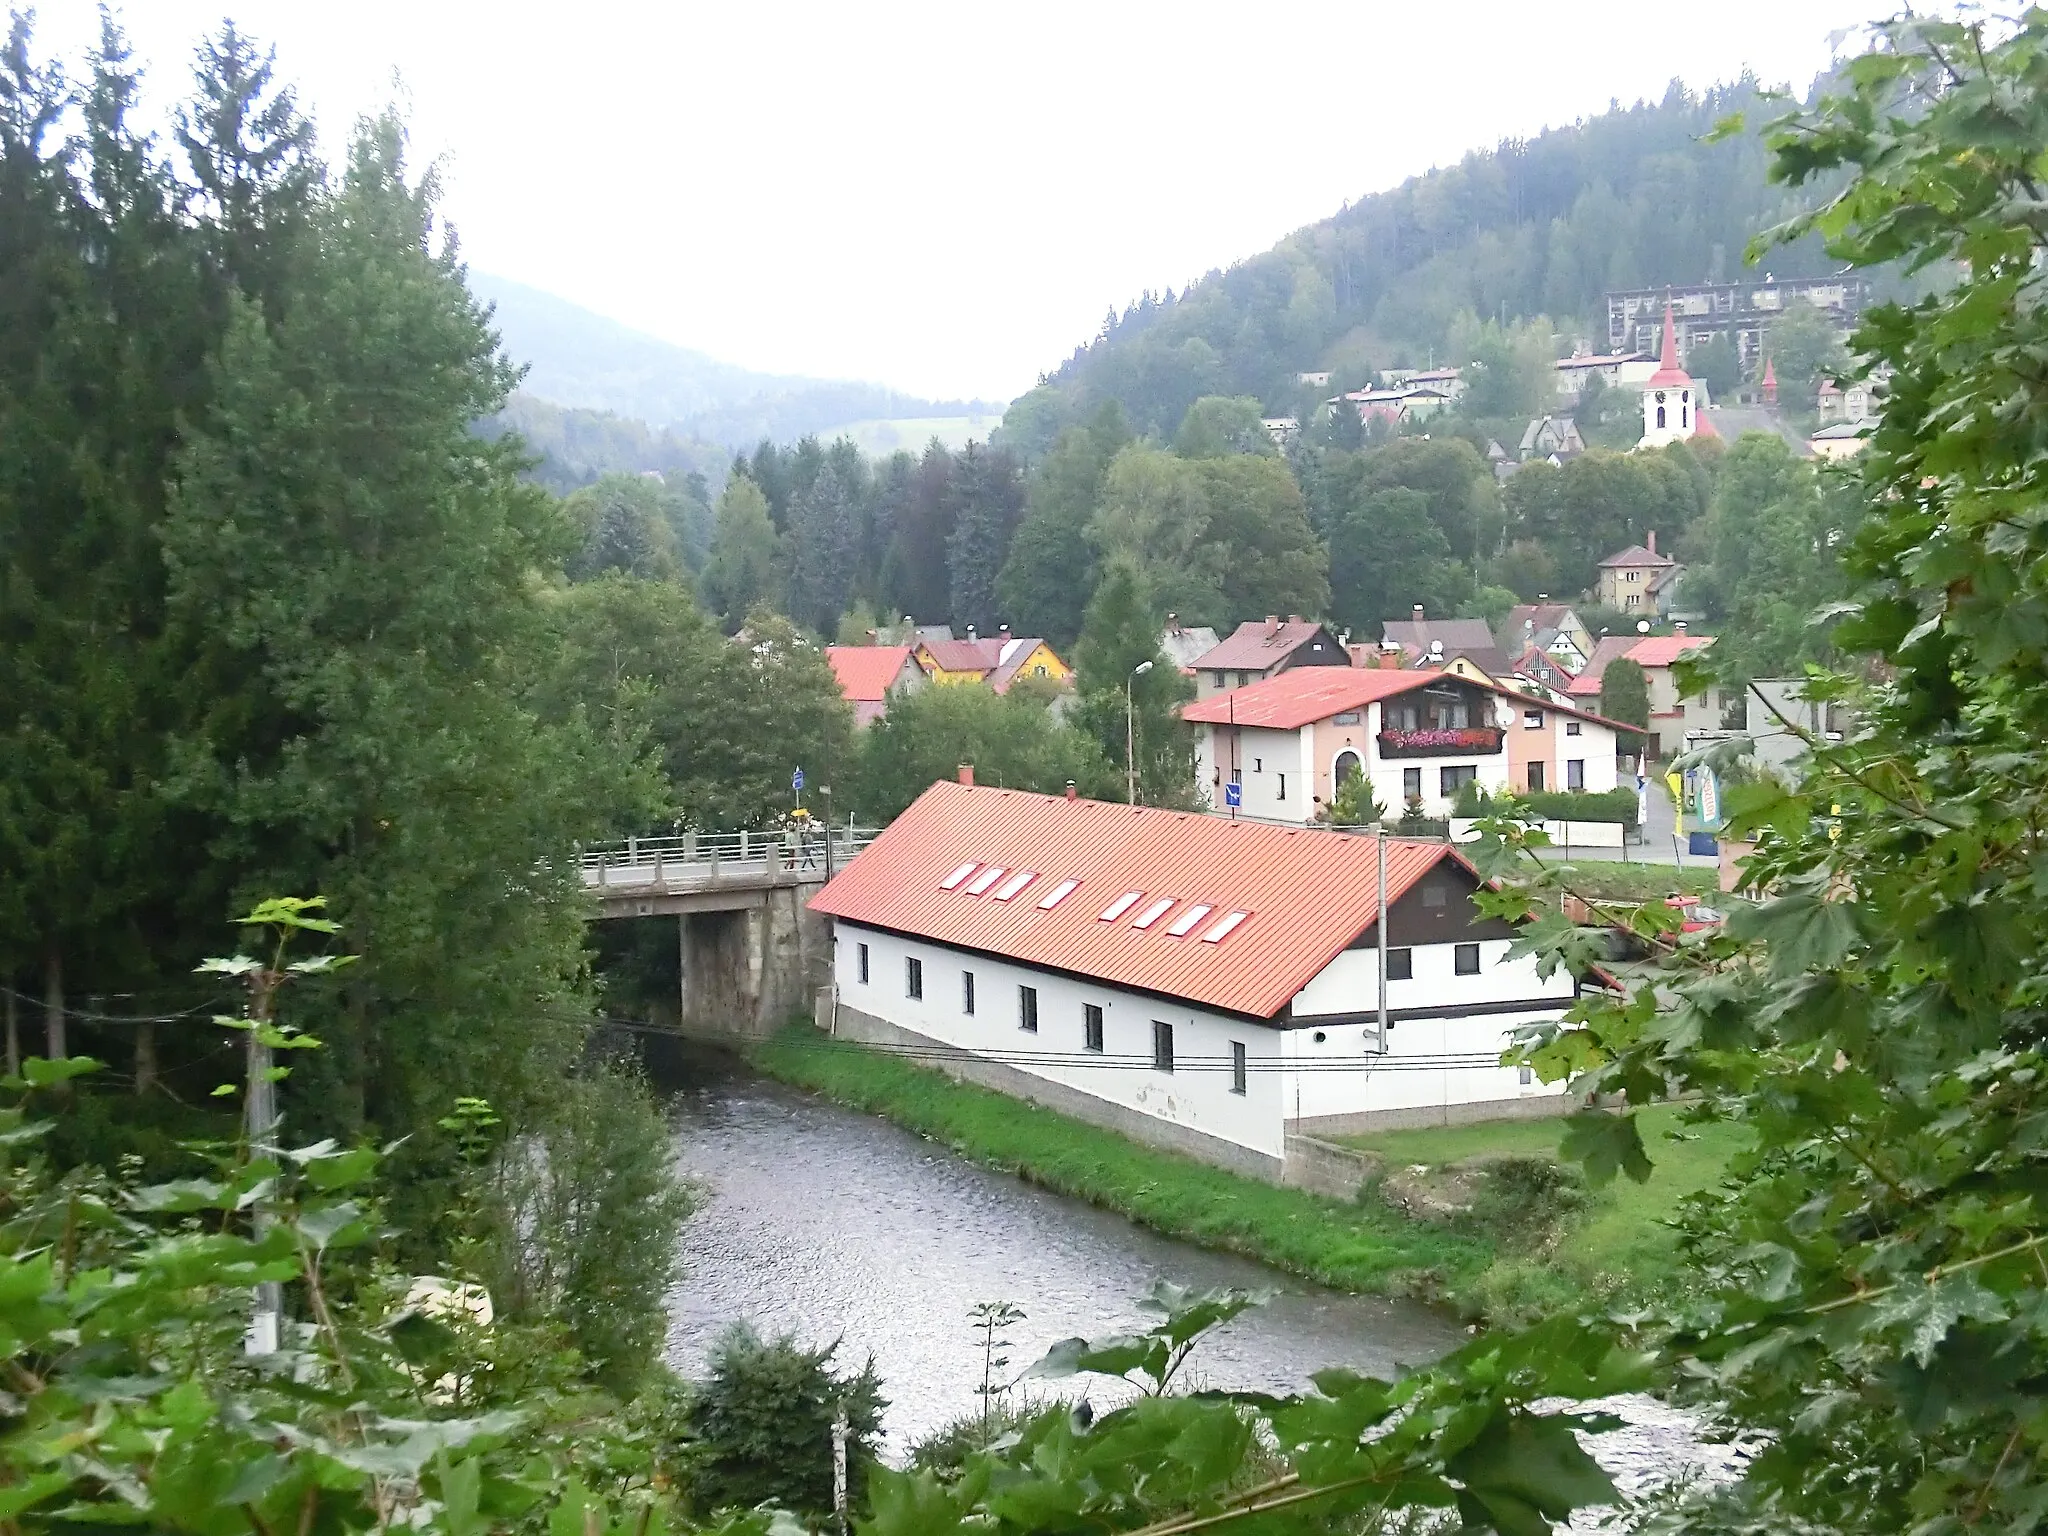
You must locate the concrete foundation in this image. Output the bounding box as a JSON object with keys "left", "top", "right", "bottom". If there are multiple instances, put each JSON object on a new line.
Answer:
{"left": 1290, "top": 1090, "right": 1581, "bottom": 1137}
{"left": 674, "top": 887, "right": 830, "bottom": 1040}
{"left": 824, "top": 999, "right": 1288, "bottom": 1183}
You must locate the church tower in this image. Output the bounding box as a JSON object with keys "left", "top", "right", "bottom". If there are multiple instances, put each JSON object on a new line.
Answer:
{"left": 1638, "top": 302, "right": 1696, "bottom": 449}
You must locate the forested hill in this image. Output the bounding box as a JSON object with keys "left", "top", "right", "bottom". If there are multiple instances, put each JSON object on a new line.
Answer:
{"left": 1004, "top": 78, "right": 1841, "bottom": 445}
{"left": 472, "top": 272, "right": 998, "bottom": 447}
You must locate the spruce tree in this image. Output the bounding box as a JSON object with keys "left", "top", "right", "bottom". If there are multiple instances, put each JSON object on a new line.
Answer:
{"left": 701, "top": 472, "right": 780, "bottom": 631}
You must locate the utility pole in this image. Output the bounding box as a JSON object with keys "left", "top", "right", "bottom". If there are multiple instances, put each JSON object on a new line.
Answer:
{"left": 1375, "top": 823, "right": 1390, "bottom": 1054}
{"left": 832, "top": 1407, "right": 850, "bottom": 1536}
{"left": 1126, "top": 660, "right": 1153, "bottom": 805}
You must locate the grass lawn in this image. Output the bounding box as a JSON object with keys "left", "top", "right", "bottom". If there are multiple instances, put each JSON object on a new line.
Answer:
{"left": 752, "top": 1027, "right": 1490, "bottom": 1300}
{"left": 1338, "top": 1104, "right": 1750, "bottom": 1317}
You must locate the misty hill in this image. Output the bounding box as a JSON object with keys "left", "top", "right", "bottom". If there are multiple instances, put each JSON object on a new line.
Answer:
{"left": 471, "top": 271, "right": 999, "bottom": 448}
{"left": 1006, "top": 78, "right": 1850, "bottom": 444}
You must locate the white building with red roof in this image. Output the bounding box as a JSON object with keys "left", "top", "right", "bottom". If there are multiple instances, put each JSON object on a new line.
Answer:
{"left": 809, "top": 780, "right": 1580, "bottom": 1176}
{"left": 1182, "top": 668, "right": 1636, "bottom": 821}
{"left": 1638, "top": 302, "right": 1706, "bottom": 449}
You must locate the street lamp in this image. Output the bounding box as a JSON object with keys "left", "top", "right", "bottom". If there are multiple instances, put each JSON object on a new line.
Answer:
{"left": 1126, "top": 660, "right": 1154, "bottom": 805}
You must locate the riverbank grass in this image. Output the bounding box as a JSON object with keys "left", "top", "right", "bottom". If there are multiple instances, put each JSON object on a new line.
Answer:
{"left": 752, "top": 1028, "right": 1489, "bottom": 1299}
{"left": 1337, "top": 1104, "right": 1748, "bottom": 1319}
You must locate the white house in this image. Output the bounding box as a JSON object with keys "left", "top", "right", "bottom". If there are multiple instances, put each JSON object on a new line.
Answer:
{"left": 1182, "top": 667, "right": 1630, "bottom": 822}
{"left": 809, "top": 782, "right": 1580, "bottom": 1182}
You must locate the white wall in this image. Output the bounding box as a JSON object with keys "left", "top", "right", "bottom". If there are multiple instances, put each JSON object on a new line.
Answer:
{"left": 1195, "top": 724, "right": 1310, "bottom": 821}
{"left": 834, "top": 921, "right": 1288, "bottom": 1157}
{"left": 1365, "top": 701, "right": 1513, "bottom": 818}
{"left": 1548, "top": 719, "right": 1621, "bottom": 794}
{"left": 1282, "top": 938, "right": 1574, "bottom": 1121}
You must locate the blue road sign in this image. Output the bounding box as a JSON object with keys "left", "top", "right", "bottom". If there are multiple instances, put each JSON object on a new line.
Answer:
{"left": 792, "top": 767, "right": 805, "bottom": 792}
{"left": 1224, "top": 782, "right": 1242, "bottom": 809}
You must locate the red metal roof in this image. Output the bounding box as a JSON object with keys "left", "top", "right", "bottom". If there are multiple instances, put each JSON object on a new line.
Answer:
{"left": 1565, "top": 634, "right": 1713, "bottom": 696}
{"left": 827, "top": 645, "right": 915, "bottom": 703}
{"left": 1628, "top": 634, "right": 1713, "bottom": 668}
{"left": 810, "top": 781, "right": 1459, "bottom": 1020}
{"left": 1181, "top": 667, "right": 1435, "bottom": 730}
{"left": 1186, "top": 618, "right": 1338, "bottom": 673}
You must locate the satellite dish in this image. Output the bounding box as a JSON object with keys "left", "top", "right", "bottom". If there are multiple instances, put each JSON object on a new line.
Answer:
{"left": 1636, "top": 620, "right": 1651, "bottom": 634}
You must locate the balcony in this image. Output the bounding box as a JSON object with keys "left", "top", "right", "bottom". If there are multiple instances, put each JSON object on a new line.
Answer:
{"left": 1376, "top": 726, "right": 1504, "bottom": 760}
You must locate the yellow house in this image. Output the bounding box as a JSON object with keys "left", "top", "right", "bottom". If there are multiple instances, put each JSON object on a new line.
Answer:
{"left": 913, "top": 630, "right": 1071, "bottom": 693}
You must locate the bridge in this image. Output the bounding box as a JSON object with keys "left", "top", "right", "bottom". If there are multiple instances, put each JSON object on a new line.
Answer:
{"left": 579, "top": 828, "right": 875, "bottom": 919}
{"left": 578, "top": 828, "right": 875, "bottom": 1038}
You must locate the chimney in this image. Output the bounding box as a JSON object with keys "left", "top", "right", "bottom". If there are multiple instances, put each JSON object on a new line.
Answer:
{"left": 1675, "top": 620, "right": 1688, "bottom": 634}
{"left": 957, "top": 763, "right": 974, "bottom": 787}
{"left": 1064, "top": 780, "right": 1078, "bottom": 801}
{"left": 1166, "top": 612, "right": 1180, "bottom": 633}
{"left": 1287, "top": 614, "right": 1302, "bottom": 625}
{"left": 966, "top": 624, "right": 978, "bottom": 642}
{"left": 865, "top": 629, "right": 877, "bottom": 643}
{"left": 1265, "top": 614, "right": 1279, "bottom": 637}
{"left": 999, "top": 623, "right": 1011, "bottom": 638}
{"left": 1646, "top": 530, "right": 1658, "bottom": 556}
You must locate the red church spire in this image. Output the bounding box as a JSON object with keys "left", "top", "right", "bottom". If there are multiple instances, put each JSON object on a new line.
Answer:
{"left": 1761, "top": 354, "right": 1779, "bottom": 406}
{"left": 1647, "top": 301, "right": 1692, "bottom": 387}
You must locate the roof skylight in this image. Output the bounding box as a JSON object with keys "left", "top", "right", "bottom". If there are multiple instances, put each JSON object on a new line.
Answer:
{"left": 1037, "top": 878, "right": 1079, "bottom": 910}
{"left": 992, "top": 870, "right": 1037, "bottom": 902}
{"left": 940, "top": 861, "right": 979, "bottom": 890}
{"left": 1131, "top": 898, "right": 1175, "bottom": 930}
{"left": 1099, "top": 890, "right": 1143, "bottom": 922}
{"left": 963, "top": 865, "right": 1007, "bottom": 896}
{"left": 1164, "top": 903, "right": 1213, "bottom": 937}
{"left": 1200, "top": 910, "right": 1250, "bottom": 944}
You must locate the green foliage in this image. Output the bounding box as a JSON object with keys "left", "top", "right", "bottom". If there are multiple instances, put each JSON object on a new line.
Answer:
{"left": 852, "top": 685, "right": 1113, "bottom": 821}
{"left": 478, "top": 1056, "right": 696, "bottom": 1390}
{"left": 943, "top": 442, "right": 1025, "bottom": 635}
{"left": 1173, "top": 395, "right": 1276, "bottom": 458}
{"left": 484, "top": 392, "right": 729, "bottom": 497}
{"left": 564, "top": 471, "right": 712, "bottom": 582}
{"left": 700, "top": 472, "right": 780, "bottom": 631}
{"left": 995, "top": 405, "right": 1129, "bottom": 649}
{"left": 1503, "top": 448, "right": 1705, "bottom": 597}
{"left": 685, "top": 1324, "right": 885, "bottom": 1519}
{"left": 1686, "top": 333, "right": 1743, "bottom": 399}
{"left": 1071, "top": 562, "right": 1199, "bottom": 807}
{"left": 1597, "top": 656, "right": 1650, "bottom": 729}
{"left": 1318, "top": 769, "right": 1385, "bottom": 827}
{"left": 1758, "top": 298, "right": 1848, "bottom": 410}
{"left": 1519, "top": 788, "right": 1640, "bottom": 827}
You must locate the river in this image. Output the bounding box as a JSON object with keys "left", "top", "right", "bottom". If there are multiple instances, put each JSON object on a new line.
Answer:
{"left": 654, "top": 1045, "right": 1734, "bottom": 1508}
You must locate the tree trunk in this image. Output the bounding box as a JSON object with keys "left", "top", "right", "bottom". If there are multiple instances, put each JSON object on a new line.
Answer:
{"left": 133, "top": 1020, "right": 155, "bottom": 1096}
{"left": 42, "top": 948, "right": 64, "bottom": 1060}
{"left": 2, "top": 986, "right": 16, "bottom": 1077}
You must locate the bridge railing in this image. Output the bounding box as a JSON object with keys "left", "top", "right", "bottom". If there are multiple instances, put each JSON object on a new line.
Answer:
{"left": 577, "top": 826, "right": 877, "bottom": 889}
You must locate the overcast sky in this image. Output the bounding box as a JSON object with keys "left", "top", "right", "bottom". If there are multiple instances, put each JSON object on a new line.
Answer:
{"left": 38, "top": 2, "right": 1883, "bottom": 402}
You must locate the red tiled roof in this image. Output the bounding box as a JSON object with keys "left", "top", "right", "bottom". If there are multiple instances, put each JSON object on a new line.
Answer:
{"left": 827, "top": 645, "right": 915, "bottom": 703}
{"left": 920, "top": 637, "right": 1001, "bottom": 674}
{"left": 1187, "top": 619, "right": 1337, "bottom": 673}
{"left": 809, "top": 781, "right": 1462, "bottom": 1019}
{"left": 1598, "top": 544, "right": 1676, "bottom": 569}
{"left": 1182, "top": 667, "right": 1436, "bottom": 730}
{"left": 1564, "top": 634, "right": 1712, "bottom": 696}
{"left": 987, "top": 638, "right": 1061, "bottom": 693}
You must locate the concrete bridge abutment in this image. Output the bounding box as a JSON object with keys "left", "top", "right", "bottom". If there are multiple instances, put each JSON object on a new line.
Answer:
{"left": 672, "top": 886, "right": 829, "bottom": 1040}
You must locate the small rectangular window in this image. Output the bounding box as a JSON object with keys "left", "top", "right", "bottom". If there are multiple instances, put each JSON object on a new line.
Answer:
{"left": 964, "top": 865, "right": 1006, "bottom": 896}
{"left": 1200, "top": 910, "right": 1249, "bottom": 944}
{"left": 1565, "top": 720, "right": 1582, "bottom": 736}
{"left": 1422, "top": 883, "right": 1446, "bottom": 908}
{"left": 1454, "top": 943, "right": 1481, "bottom": 976}
{"left": 1440, "top": 764, "right": 1477, "bottom": 797}
{"left": 962, "top": 971, "right": 975, "bottom": 1015}
{"left": 1230, "top": 1041, "right": 1247, "bottom": 1095}
{"left": 1519, "top": 1064, "right": 1535, "bottom": 1086}
{"left": 1131, "top": 897, "right": 1175, "bottom": 929}
{"left": 1567, "top": 759, "right": 1586, "bottom": 790}
{"left": 1037, "top": 878, "right": 1079, "bottom": 910}
{"left": 1018, "top": 985, "right": 1038, "bottom": 1033}
{"left": 1164, "top": 903, "right": 1213, "bottom": 937}
{"left": 1522, "top": 710, "right": 1543, "bottom": 728}
{"left": 1099, "top": 890, "right": 1143, "bottom": 922}
{"left": 1083, "top": 1003, "right": 1104, "bottom": 1053}
{"left": 857, "top": 942, "right": 869, "bottom": 984}
{"left": 1277, "top": 772, "right": 1286, "bottom": 800}
{"left": 992, "top": 870, "right": 1037, "bottom": 901}
{"left": 1402, "top": 766, "right": 1422, "bottom": 800}
{"left": 1253, "top": 757, "right": 1263, "bottom": 773}
{"left": 1527, "top": 761, "right": 1545, "bottom": 792}
{"left": 940, "top": 861, "right": 979, "bottom": 890}
{"left": 906, "top": 955, "right": 924, "bottom": 998}
{"left": 1152, "top": 1020, "right": 1175, "bottom": 1073}
{"left": 1386, "top": 947, "right": 1413, "bottom": 980}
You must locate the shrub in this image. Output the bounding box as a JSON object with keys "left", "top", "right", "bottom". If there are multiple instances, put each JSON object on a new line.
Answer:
{"left": 1523, "top": 787, "right": 1639, "bottom": 827}
{"left": 1464, "top": 1156, "right": 1589, "bottom": 1244}
{"left": 684, "top": 1325, "right": 886, "bottom": 1518}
